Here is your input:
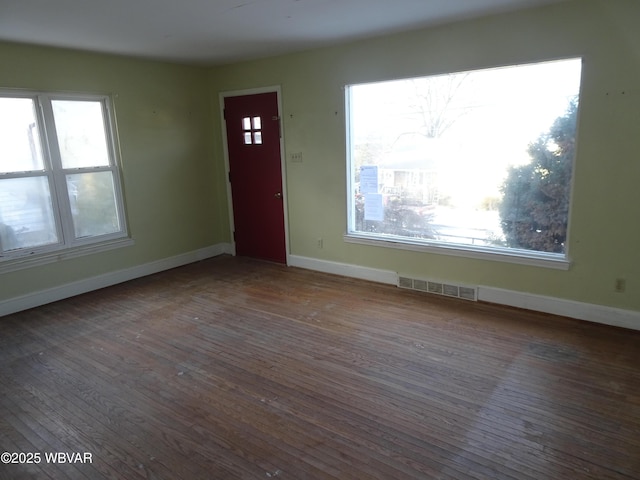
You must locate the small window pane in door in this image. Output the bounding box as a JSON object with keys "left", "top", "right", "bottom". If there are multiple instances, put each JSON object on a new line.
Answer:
{"left": 254, "top": 132, "right": 262, "bottom": 144}
{"left": 243, "top": 117, "right": 251, "bottom": 130}
{"left": 244, "top": 132, "right": 253, "bottom": 145}
{"left": 253, "top": 117, "right": 261, "bottom": 129}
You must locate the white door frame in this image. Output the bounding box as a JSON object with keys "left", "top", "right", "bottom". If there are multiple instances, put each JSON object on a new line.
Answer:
{"left": 219, "top": 86, "right": 290, "bottom": 265}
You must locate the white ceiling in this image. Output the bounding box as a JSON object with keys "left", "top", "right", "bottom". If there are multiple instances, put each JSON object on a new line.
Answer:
{"left": 0, "top": 0, "right": 566, "bottom": 66}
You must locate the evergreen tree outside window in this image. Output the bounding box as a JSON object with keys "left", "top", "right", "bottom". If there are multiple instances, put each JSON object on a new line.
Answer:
{"left": 499, "top": 100, "right": 578, "bottom": 254}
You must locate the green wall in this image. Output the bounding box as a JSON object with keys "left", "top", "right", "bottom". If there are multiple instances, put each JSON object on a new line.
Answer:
{"left": 0, "top": 43, "right": 224, "bottom": 300}
{"left": 1, "top": 0, "right": 639, "bottom": 319}
{"left": 208, "top": 0, "right": 640, "bottom": 313}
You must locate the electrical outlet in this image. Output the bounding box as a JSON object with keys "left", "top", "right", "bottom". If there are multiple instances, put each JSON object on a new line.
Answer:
{"left": 290, "top": 152, "right": 303, "bottom": 163}
{"left": 317, "top": 238, "right": 323, "bottom": 249}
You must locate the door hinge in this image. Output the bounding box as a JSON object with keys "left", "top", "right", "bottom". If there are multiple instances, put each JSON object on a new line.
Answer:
{"left": 228, "top": 171, "right": 232, "bottom": 183}
{"left": 223, "top": 108, "right": 226, "bottom": 120}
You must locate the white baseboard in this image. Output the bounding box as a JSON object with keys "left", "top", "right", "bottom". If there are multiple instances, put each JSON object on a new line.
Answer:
{"left": 0, "top": 243, "right": 234, "bottom": 318}
{"left": 288, "top": 255, "right": 640, "bottom": 331}
{"left": 4, "top": 250, "right": 638, "bottom": 331}
{"left": 478, "top": 287, "right": 640, "bottom": 331}
{"left": 288, "top": 255, "right": 398, "bottom": 285}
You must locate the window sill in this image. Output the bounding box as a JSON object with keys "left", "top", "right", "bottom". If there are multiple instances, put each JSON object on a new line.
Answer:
{"left": 344, "top": 233, "right": 571, "bottom": 270}
{"left": 0, "top": 237, "right": 135, "bottom": 274}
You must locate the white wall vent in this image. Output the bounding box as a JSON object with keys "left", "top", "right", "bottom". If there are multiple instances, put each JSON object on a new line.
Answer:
{"left": 397, "top": 275, "right": 477, "bottom": 301}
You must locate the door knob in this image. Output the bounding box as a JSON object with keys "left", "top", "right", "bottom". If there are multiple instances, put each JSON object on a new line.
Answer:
{"left": 274, "top": 192, "right": 282, "bottom": 199}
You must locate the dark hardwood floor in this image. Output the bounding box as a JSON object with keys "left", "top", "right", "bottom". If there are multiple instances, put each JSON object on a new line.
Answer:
{"left": 1, "top": 255, "right": 639, "bottom": 480}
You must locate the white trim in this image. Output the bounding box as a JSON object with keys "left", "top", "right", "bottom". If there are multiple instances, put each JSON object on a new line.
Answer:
{"left": 478, "top": 287, "right": 640, "bottom": 331}
{"left": 289, "top": 255, "right": 640, "bottom": 331}
{"left": 343, "top": 59, "right": 583, "bottom": 274}
{"left": 1, "top": 91, "right": 130, "bottom": 269}
{"left": 219, "top": 86, "right": 290, "bottom": 265}
{"left": 0, "top": 243, "right": 233, "bottom": 318}
{"left": 219, "top": 92, "right": 236, "bottom": 255}
{"left": 288, "top": 255, "right": 398, "bottom": 285}
{"left": 2, "top": 249, "right": 637, "bottom": 331}
{"left": 344, "top": 233, "right": 570, "bottom": 270}
{"left": 0, "top": 237, "right": 135, "bottom": 274}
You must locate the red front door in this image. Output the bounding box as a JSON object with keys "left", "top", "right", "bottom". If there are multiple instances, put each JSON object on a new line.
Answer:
{"left": 224, "top": 92, "right": 286, "bottom": 264}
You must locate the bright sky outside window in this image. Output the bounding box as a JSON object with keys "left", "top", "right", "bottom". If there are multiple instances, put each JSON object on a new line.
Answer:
{"left": 0, "top": 92, "right": 128, "bottom": 261}
{"left": 346, "top": 58, "right": 582, "bottom": 262}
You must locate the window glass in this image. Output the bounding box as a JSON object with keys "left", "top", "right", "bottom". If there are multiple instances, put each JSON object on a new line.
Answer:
{"left": 241, "top": 116, "right": 263, "bottom": 146}
{"left": 0, "top": 176, "right": 58, "bottom": 251}
{"left": 0, "top": 92, "right": 127, "bottom": 259}
{"left": 66, "top": 171, "right": 120, "bottom": 238}
{"left": 347, "top": 58, "right": 582, "bottom": 258}
{"left": 52, "top": 100, "right": 110, "bottom": 168}
{"left": 0, "top": 97, "right": 44, "bottom": 173}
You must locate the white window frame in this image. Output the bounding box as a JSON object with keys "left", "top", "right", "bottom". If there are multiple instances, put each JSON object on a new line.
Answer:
{"left": 344, "top": 59, "right": 582, "bottom": 271}
{"left": 0, "top": 90, "right": 132, "bottom": 273}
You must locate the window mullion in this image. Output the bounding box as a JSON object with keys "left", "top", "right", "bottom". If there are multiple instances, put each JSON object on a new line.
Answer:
{"left": 39, "top": 95, "right": 76, "bottom": 246}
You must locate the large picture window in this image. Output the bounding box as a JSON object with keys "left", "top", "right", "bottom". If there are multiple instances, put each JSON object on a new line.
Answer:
{"left": 346, "top": 58, "right": 582, "bottom": 265}
{"left": 0, "top": 91, "right": 128, "bottom": 264}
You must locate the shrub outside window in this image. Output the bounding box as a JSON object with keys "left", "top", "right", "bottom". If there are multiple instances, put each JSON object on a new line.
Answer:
{"left": 346, "top": 58, "right": 582, "bottom": 265}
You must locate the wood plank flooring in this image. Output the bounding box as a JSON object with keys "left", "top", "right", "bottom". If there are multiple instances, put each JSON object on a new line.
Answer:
{"left": 1, "top": 255, "right": 639, "bottom": 480}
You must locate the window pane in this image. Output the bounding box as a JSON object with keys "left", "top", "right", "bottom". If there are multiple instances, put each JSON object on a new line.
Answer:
{"left": 243, "top": 117, "right": 251, "bottom": 130}
{"left": 0, "top": 177, "right": 58, "bottom": 251}
{"left": 348, "top": 58, "right": 582, "bottom": 256}
{"left": 66, "top": 171, "right": 121, "bottom": 238}
{"left": 52, "top": 100, "right": 110, "bottom": 168}
{"left": 244, "top": 132, "right": 253, "bottom": 145}
{"left": 253, "top": 116, "right": 261, "bottom": 129}
{"left": 254, "top": 131, "right": 262, "bottom": 144}
{"left": 0, "top": 97, "right": 44, "bottom": 173}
